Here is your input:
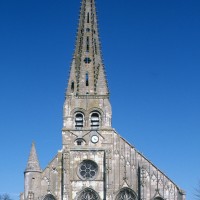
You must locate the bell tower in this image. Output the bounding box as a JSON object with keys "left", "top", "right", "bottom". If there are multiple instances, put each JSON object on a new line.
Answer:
{"left": 61, "top": 1, "right": 112, "bottom": 199}
{"left": 62, "top": 0, "right": 112, "bottom": 146}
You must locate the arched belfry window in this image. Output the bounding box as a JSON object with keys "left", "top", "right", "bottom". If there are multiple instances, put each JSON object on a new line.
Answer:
{"left": 77, "top": 188, "right": 100, "bottom": 200}
{"left": 116, "top": 188, "right": 136, "bottom": 200}
{"left": 43, "top": 194, "right": 56, "bottom": 200}
{"left": 75, "top": 113, "right": 84, "bottom": 129}
{"left": 91, "top": 112, "right": 100, "bottom": 129}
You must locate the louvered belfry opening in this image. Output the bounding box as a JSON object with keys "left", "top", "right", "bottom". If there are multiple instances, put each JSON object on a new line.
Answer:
{"left": 91, "top": 113, "right": 100, "bottom": 129}
{"left": 75, "top": 113, "right": 84, "bottom": 129}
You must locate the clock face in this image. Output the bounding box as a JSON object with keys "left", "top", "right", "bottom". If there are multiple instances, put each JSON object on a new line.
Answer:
{"left": 91, "top": 135, "right": 99, "bottom": 143}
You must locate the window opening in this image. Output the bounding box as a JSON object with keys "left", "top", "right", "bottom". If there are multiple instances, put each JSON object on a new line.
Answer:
{"left": 78, "top": 160, "right": 98, "bottom": 180}
{"left": 116, "top": 188, "right": 136, "bottom": 200}
{"left": 77, "top": 188, "right": 100, "bottom": 200}
{"left": 75, "top": 113, "right": 84, "bottom": 129}
{"left": 91, "top": 113, "right": 100, "bottom": 129}
{"left": 71, "top": 81, "right": 74, "bottom": 92}
{"left": 86, "top": 73, "right": 89, "bottom": 86}
{"left": 94, "top": 39, "right": 97, "bottom": 54}
{"left": 86, "top": 36, "right": 90, "bottom": 52}
{"left": 43, "top": 195, "right": 56, "bottom": 200}
{"left": 84, "top": 57, "right": 91, "bottom": 64}
{"left": 28, "top": 192, "right": 34, "bottom": 200}
{"left": 76, "top": 138, "right": 84, "bottom": 146}
{"left": 86, "top": 28, "right": 90, "bottom": 32}
{"left": 87, "top": 13, "right": 90, "bottom": 23}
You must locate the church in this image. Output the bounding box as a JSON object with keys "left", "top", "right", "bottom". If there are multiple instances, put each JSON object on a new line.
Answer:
{"left": 20, "top": 0, "right": 185, "bottom": 199}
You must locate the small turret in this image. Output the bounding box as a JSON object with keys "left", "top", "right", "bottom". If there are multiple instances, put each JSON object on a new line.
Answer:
{"left": 25, "top": 142, "right": 41, "bottom": 172}
{"left": 24, "top": 143, "right": 41, "bottom": 200}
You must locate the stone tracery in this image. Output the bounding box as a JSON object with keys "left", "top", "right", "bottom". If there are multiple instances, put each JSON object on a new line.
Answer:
{"left": 77, "top": 188, "right": 100, "bottom": 200}
{"left": 116, "top": 188, "right": 136, "bottom": 200}
{"left": 43, "top": 194, "right": 56, "bottom": 200}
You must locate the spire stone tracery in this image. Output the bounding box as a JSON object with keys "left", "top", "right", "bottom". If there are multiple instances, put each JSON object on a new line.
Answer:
{"left": 66, "top": 0, "right": 109, "bottom": 96}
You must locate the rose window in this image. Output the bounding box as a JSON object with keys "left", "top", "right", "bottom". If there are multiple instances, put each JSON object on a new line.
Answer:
{"left": 116, "top": 188, "right": 136, "bottom": 200}
{"left": 78, "top": 160, "right": 98, "bottom": 180}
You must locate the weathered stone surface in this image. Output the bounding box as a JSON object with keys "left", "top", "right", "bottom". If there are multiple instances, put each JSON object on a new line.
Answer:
{"left": 21, "top": 0, "right": 185, "bottom": 199}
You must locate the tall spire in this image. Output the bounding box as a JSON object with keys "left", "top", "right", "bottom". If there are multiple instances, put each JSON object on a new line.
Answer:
{"left": 66, "top": 0, "right": 109, "bottom": 96}
{"left": 25, "top": 142, "right": 41, "bottom": 172}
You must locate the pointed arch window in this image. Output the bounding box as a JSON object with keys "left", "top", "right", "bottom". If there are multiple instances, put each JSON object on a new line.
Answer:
{"left": 154, "top": 197, "right": 164, "bottom": 200}
{"left": 91, "top": 112, "right": 100, "bottom": 129}
{"left": 86, "top": 73, "right": 89, "bottom": 86}
{"left": 43, "top": 194, "right": 56, "bottom": 200}
{"left": 77, "top": 188, "right": 100, "bottom": 200}
{"left": 116, "top": 188, "right": 136, "bottom": 200}
{"left": 75, "top": 113, "right": 84, "bottom": 129}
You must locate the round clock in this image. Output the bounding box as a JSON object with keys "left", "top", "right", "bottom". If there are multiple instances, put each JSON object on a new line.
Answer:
{"left": 91, "top": 135, "right": 99, "bottom": 143}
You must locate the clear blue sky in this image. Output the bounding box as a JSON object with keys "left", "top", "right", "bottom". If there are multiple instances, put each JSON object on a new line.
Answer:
{"left": 0, "top": 0, "right": 199, "bottom": 199}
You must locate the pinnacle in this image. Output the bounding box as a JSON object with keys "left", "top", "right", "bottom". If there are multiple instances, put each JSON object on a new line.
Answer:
{"left": 25, "top": 142, "right": 41, "bottom": 173}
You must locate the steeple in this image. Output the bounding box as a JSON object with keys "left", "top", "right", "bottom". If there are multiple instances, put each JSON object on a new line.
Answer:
{"left": 63, "top": 0, "right": 112, "bottom": 131}
{"left": 66, "top": 0, "right": 109, "bottom": 96}
{"left": 25, "top": 142, "right": 41, "bottom": 172}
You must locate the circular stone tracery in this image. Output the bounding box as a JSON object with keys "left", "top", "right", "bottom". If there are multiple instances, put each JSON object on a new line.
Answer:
{"left": 78, "top": 160, "right": 98, "bottom": 180}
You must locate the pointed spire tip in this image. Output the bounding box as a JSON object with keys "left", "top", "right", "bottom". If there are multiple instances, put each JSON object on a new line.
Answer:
{"left": 25, "top": 142, "right": 41, "bottom": 173}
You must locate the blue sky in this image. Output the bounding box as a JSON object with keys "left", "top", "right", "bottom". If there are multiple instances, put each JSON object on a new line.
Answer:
{"left": 0, "top": 0, "right": 200, "bottom": 199}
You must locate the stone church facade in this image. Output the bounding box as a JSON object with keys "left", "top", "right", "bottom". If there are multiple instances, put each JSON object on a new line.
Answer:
{"left": 20, "top": 0, "right": 185, "bottom": 200}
